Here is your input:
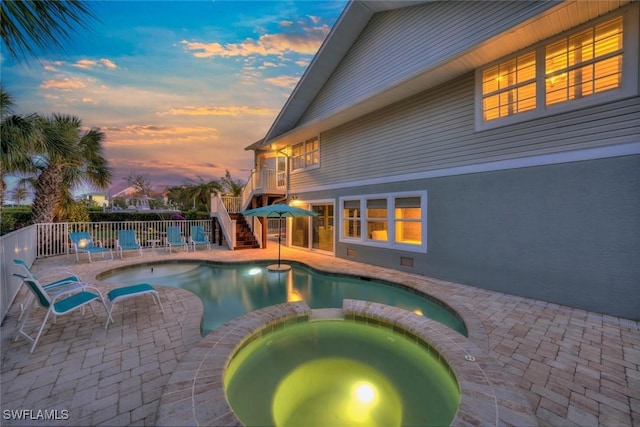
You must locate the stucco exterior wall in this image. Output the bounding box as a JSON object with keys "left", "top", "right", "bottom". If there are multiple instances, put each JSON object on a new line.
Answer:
{"left": 298, "top": 154, "right": 640, "bottom": 320}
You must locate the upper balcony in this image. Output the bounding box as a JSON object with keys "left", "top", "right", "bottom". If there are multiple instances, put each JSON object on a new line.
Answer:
{"left": 240, "top": 168, "right": 286, "bottom": 211}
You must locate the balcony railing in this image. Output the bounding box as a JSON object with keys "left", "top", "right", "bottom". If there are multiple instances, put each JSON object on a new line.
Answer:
{"left": 241, "top": 168, "right": 286, "bottom": 211}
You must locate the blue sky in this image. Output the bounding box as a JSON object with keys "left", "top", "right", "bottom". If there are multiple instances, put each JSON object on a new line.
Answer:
{"left": 1, "top": 0, "right": 347, "bottom": 195}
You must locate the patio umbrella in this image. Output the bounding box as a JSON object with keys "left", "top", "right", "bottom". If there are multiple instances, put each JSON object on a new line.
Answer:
{"left": 241, "top": 204, "right": 318, "bottom": 271}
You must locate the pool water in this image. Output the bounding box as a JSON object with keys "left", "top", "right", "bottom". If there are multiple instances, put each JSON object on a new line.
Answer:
{"left": 225, "top": 320, "right": 460, "bottom": 427}
{"left": 99, "top": 261, "right": 466, "bottom": 335}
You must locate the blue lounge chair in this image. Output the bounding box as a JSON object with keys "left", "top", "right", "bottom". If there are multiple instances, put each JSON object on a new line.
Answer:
{"left": 13, "top": 276, "right": 107, "bottom": 353}
{"left": 116, "top": 230, "right": 143, "bottom": 259}
{"left": 13, "top": 259, "right": 85, "bottom": 321}
{"left": 189, "top": 225, "right": 211, "bottom": 251}
{"left": 104, "top": 283, "right": 164, "bottom": 330}
{"left": 69, "top": 231, "right": 113, "bottom": 263}
{"left": 166, "top": 226, "right": 187, "bottom": 253}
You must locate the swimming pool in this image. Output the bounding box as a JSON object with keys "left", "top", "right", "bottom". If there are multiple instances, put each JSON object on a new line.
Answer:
{"left": 99, "top": 261, "right": 467, "bottom": 336}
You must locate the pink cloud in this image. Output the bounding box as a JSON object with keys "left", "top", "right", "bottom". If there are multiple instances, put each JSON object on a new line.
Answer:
{"left": 40, "top": 77, "right": 86, "bottom": 90}
{"left": 181, "top": 25, "right": 330, "bottom": 58}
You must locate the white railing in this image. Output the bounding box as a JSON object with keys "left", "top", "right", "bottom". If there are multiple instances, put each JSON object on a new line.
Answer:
{"left": 250, "top": 217, "right": 263, "bottom": 248}
{"left": 0, "top": 225, "right": 37, "bottom": 321}
{"left": 221, "top": 196, "right": 242, "bottom": 214}
{"left": 241, "top": 168, "right": 286, "bottom": 211}
{"left": 36, "top": 220, "right": 214, "bottom": 258}
{"left": 1, "top": 219, "right": 217, "bottom": 322}
{"left": 211, "top": 194, "right": 236, "bottom": 250}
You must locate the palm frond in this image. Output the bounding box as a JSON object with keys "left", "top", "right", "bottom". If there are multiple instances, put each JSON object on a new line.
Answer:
{"left": 1, "top": 0, "right": 97, "bottom": 63}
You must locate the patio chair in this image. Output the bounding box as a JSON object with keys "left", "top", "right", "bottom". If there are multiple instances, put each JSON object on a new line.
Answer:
{"left": 166, "top": 226, "right": 187, "bottom": 253}
{"left": 116, "top": 230, "right": 143, "bottom": 259}
{"left": 189, "top": 225, "right": 211, "bottom": 251}
{"left": 104, "top": 283, "right": 164, "bottom": 330}
{"left": 13, "top": 275, "right": 107, "bottom": 353}
{"left": 13, "top": 259, "right": 85, "bottom": 321}
{"left": 69, "top": 231, "right": 113, "bottom": 263}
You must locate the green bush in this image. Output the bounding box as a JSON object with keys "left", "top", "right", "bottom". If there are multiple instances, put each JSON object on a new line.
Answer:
{"left": 1, "top": 212, "right": 16, "bottom": 235}
{"left": 0, "top": 207, "right": 32, "bottom": 233}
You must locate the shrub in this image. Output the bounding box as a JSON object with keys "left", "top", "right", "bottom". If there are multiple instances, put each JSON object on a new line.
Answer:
{"left": 1, "top": 213, "right": 16, "bottom": 235}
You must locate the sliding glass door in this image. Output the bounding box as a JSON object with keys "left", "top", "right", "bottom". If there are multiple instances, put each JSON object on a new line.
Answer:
{"left": 291, "top": 202, "right": 334, "bottom": 253}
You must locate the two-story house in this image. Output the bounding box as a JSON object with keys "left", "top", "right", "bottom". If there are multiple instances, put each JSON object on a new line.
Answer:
{"left": 239, "top": 0, "right": 639, "bottom": 320}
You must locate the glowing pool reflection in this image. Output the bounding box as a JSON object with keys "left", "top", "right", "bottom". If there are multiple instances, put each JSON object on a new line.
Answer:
{"left": 224, "top": 320, "right": 460, "bottom": 427}
{"left": 98, "top": 261, "right": 467, "bottom": 336}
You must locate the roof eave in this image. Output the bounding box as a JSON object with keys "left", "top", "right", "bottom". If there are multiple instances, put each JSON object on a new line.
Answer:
{"left": 256, "top": 0, "right": 630, "bottom": 150}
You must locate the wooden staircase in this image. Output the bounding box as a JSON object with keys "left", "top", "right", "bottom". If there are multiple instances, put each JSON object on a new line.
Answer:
{"left": 230, "top": 213, "right": 260, "bottom": 249}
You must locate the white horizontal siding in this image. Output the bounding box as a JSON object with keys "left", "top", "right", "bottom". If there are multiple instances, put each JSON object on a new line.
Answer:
{"left": 297, "top": 1, "right": 556, "bottom": 127}
{"left": 290, "top": 72, "right": 640, "bottom": 191}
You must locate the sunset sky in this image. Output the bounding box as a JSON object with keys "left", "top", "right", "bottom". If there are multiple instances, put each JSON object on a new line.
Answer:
{"left": 2, "top": 0, "right": 347, "bottom": 195}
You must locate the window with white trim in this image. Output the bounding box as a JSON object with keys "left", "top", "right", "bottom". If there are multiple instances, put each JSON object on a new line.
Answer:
{"left": 395, "top": 196, "right": 422, "bottom": 245}
{"left": 545, "top": 17, "right": 623, "bottom": 106}
{"left": 340, "top": 191, "right": 427, "bottom": 253}
{"left": 366, "top": 199, "right": 388, "bottom": 242}
{"left": 477, "top": 8, "right": 637, "bottom": 129}
{"left": 291, "top": 136, "right": 319, "bottom": 172}
{"left": 342, "top": 199, "right": 361, "bottom": 239}
{"left": 482, "top": 52, "right": 536, "bottom": 121}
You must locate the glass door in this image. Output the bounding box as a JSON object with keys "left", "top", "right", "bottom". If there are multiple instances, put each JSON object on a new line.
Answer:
{"left": 312, "top": 204, "right": 333, "bottom": 252}
{"left": 291, "top": 202, "right": 334, "bottom": 253}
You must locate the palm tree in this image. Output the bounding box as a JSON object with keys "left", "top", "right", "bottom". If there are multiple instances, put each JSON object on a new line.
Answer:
{"left": 0, "top": 86, "right": 41, "bottom": 209}
{"left": 1, "top": 0, "right": 96, "bottom": 63}
{"left": 220, "top": 169, "right": 245, "bottom": 197}
{"left": 31, "top": 114, "right": 112, "bottom": 223}
{"left": 183, "top": 177, "right": 222, "bottom": 213}
{"left": 166, "top": 185, "right": 190, "bottom": 210}
{"left": 10, "top": 184, "right": 31, "bottom": 206}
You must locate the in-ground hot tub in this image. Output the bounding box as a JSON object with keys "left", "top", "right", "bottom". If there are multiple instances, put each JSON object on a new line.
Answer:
{"left": 155, "top": 301, "right": 539, "bottom": 427}
{"left": 225, "top": 319, "right": 459, "bottom": 427}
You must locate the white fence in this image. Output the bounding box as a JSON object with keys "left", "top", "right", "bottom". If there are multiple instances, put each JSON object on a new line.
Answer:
{"left": 36, "top": 220, "right": 214, "bottom": 258}
{"left": 0, "top": 219, "right": 215, "bottom": 322}
{"left": 1, "top": 225, "right": 37, "bottom": 322}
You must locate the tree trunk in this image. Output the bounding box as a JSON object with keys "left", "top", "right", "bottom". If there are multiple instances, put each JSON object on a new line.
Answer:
{"left": 31, "top": 165, "right": 64, "bottom": 223}
{"left": 0, "top": 165, "right": 6, "bottom": 210}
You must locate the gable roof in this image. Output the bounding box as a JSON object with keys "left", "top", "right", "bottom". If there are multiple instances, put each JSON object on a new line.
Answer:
{"left": 253, "top": 0, "right": 630, "bottom": 151}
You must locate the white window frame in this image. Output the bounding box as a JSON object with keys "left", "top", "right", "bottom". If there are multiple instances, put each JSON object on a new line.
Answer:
{"left": 290, "top": 136, "right": 320, "bottom": 173}
{"left": 339, "top": 190, "right": 427, "bottom": 253}
{"left": 475, "top": 5, "right": 639, "bottom": 131}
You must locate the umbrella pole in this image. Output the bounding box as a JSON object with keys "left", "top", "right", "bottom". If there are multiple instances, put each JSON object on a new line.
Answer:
{"left": 278, "top": 216, "right": 282, "bottom": 267}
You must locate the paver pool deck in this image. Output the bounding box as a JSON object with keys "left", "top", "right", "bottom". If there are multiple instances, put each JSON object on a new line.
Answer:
{"left": 1, "top": 244, "right": 638, "bottom": 426}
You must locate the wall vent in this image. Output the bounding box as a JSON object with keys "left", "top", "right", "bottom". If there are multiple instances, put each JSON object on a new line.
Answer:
{"left": 400, "top": 257, "right": 414, "bottom": 268}
{"left": 347, "top": 248, "right": 357, "bottom": 257}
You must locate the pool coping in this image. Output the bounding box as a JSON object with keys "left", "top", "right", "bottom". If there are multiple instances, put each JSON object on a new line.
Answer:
{"left": 95, "top": 258, "right": 489, "bottom": 346}
{"left": 155, "top": 300, "right": 538, "bottom": 427}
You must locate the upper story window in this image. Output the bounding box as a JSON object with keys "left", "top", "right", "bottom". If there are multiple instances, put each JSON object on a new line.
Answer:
{"left": 545, "top": 17, "right": 623, "bottom": 106}
{"left": 482, "top": 52, "right": 536, "bottom": 121}
{"left": 291, "top": 136, "right": 319, "bottom": 172}
{"left": 477, "top": 7, "right": 637, "bottom": 130}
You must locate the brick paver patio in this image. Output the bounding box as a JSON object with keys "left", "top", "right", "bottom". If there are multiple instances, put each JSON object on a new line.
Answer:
{"left": 1, "top": 244, "right": 638, "bottom": 426}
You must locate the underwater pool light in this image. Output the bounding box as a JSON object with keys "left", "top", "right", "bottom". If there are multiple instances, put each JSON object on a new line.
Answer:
{"left": 354, "top": 382, "right": 376, "bottom": 404}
